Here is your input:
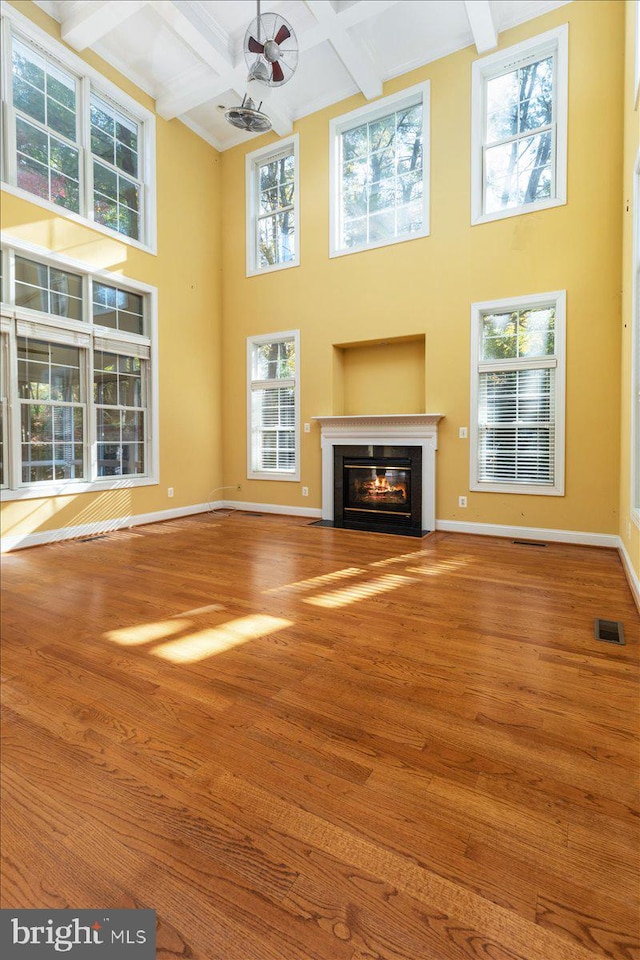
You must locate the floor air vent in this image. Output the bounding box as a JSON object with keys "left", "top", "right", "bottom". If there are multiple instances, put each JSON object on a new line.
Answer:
{"left": 512, "top": 540, "right": 547, "bottom": 547}
{"left": 594, "top": 619, "right": 625, "bottom": 645}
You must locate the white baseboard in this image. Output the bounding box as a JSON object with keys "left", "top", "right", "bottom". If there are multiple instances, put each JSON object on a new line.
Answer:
{"left": 0, "top": 501, "right": 220, "bottom": 553}
{"left": 618, "top": 538, "right": 640, "bottom": 612}
{"left": 435, "top": 518, "right": 619, "bottom": 548}
{"left": 221, "top": 499, "right": 323, "bottom": 519}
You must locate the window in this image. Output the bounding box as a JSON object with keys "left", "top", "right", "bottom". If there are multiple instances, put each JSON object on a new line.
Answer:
{"left": 247, "top": 331, "right": 300, "bottom": 480}
{"left": 0, "top": 242, "right": 157, "bottom": 500}
{"left": 246, "top": 135, "right": 299, "bottom": 276}
{"left": 330, "top": 82, "right": 430, "bottom": 257}
{"left": 18, "top": 337, "right": 85, "bottom": 483}
{"left": 470, "top": 291, "right": 566, "bottom": 495}
{"left": 94, "top": 348, "right": 146, "bottom": 477}
{"left": 471, "top": 25, "right": 568, "bottom": 225}
{"left": 1, "top": 7, "right": 156, "bottom": 251}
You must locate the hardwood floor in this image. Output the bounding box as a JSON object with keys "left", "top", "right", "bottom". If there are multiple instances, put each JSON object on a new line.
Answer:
{"left": 1, "top": 511, "right": 639, "bottom": 960}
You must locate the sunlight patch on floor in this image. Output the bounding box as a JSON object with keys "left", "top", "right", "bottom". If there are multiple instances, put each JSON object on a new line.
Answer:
{"left": 153, "top": 615, "right": 293, "bottom": 663}
{"left": 304, "top": 574, "right": 417, "bottom": 609}
{"left": 266, "top": 567, "right": 364, "bottom": 595}
{"left": 106, "top": 619, "right": 191, "bottom": 646}
{"left": 368, "top": 549, "right": 434, "bottom": 568}
{"left": 405, "top": 557, "right": 470, "bottom": 577}
{"left": 170, "top": 603, "right": 225, "bottom": 618}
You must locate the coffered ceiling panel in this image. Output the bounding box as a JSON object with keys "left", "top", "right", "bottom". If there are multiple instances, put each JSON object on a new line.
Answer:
{"left": 34, "top": 0, "right": 572, "bottom": 151}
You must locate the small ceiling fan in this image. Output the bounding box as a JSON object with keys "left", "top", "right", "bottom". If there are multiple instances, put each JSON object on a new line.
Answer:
{"left": 225, "top": 1, "right": 298, "bottom": 133}
{"left": 244, "top": 1, "right": 298, "bottom": 87}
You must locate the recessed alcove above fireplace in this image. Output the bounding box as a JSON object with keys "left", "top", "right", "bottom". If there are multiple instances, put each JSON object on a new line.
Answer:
{"left": 312, "top": 415, "right": 443, "bottom": 536}
{"left": 332, "top": 335, "right": 426, "bottom": 416}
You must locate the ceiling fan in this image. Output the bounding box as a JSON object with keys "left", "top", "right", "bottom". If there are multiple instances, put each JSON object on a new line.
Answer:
{"left": 225, "top": 1, "right": 298, "bottom": 133}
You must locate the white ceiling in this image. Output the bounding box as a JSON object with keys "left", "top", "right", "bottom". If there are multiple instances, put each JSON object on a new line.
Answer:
{"left": 34, "top": 0, "right": 572, "bottom": 151}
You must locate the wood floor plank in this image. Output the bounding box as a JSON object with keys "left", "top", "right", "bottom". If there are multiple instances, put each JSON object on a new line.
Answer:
{"left": 1, "top": 514, "right": 638, "bottom": 960}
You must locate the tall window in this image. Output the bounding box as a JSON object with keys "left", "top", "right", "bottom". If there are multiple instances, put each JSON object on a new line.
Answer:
{"left": 470, "top": 292, "right": 566, "bottom": 495}
{"left": 0, "top": 244, "right": 156, "bottom": 500}
{"left": 246, "top": 136, "right": 299, "bottom": 277}
{"left": 247, "top": 331, "right": 300, "bottom": 481}
{"left": 471, "top": 26, "right": 568, "bottom": 225}
{"left": 330, "top": 82, "right": 429, "bottom": 257}
{"left": 1, "top": 9, "right": 156, "bottom": 250}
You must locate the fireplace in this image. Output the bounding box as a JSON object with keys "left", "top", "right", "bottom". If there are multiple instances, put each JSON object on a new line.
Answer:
{"left": 313, "top": 415, "right": 443, "bottom": 537}
{"left": 334, "top": 445, "right": 423, "bottom": 535}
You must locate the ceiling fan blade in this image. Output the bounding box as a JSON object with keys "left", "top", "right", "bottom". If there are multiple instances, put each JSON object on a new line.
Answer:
{"left": 248, "top": 35, "right": 265, "bottom": 54}
{"left": 274, "top": 24, "right": 290, "bottom": 45}
{"left": 271, "top": 60, "right": 284, "bottom": 83}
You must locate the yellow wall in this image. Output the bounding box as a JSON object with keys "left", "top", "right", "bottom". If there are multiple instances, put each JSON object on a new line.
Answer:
{"left": 0, "top": 1, "right": 223, "bottom": 543}
{"left": 620, "top": 1, "right": 640, "bottom": 581}
{"left": 221, "top": 0, "right": 625, "bottom": 534}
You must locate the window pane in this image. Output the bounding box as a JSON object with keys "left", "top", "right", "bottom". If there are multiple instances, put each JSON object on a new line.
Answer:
{"left": 13, "top": 75, "right": 46, "bottom": 125}
{"left": 253, "top": 340, "right": 295, "bottom": 380}
{"left": 481, "top": 309, "right": 555, "bottom": 359}
{"left": 339, "top": 99, "right": 424, "bottom": 250}
{"left": 12, "top": 39, "right": 45, "bottom": 93}
{"left": 485, "top": 131, "right": 552, "bottom": 212}
{"left": 518, "top": 308, "right": 555, "bottom": 357}
{"left": 47, "top": 63, "right": 76, "bottom": 111}
{"left": 518, "top": 57, "right": 553, "bottom": 132}
{"left": 343, "top": 124, "right": 367, "bottom": 160}
{"left": 94, "top": 196, "right": 119, "bottom": 231}
{"left": 16, "top": 116, "right": 48, "bottom": 161}
{"left": 47, "top": 98, "right": 75, "bottom": 141}
{"left": 369, "top": 178, "right": 395, "bottom": 213}
{"left": 94, "top": 162, "right": 118, "bottom": 200}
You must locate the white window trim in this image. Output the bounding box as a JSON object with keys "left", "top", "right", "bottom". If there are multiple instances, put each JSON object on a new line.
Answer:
{"left": 246, "top": 134, "right": 300, "bottom": 278}
{"left": 329, "top": 81, "right": 430, "bottom": 259}
{"left": 632, "top": 152, "right": 640, "bottom": 529}
{"left": 1, "top": 4, "right": 157, "bottom": 255}
{"left": 469, "top": 290, "right": 566, "bottom": 496}
{"left": 246, "top": 329, "right": 300, "bottom": 482}
{"left": 471, "top": 24, "right": 568, "bottom": 227}
{"left": 0, "top": 234, "right": 158, "bottom": 502}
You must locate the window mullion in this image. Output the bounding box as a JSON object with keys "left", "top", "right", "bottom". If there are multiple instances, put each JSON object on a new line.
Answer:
{"left": 80, "top": 76, "right": 92, "bottom": 222}
{"left": 86, "top": 339, "right": 96, "bottom": 482}
{"left": 484, "top": 122, "right": 554, "bottom": 151}
{"left": 8, "top": 323, "right": 21, "bottom": 489}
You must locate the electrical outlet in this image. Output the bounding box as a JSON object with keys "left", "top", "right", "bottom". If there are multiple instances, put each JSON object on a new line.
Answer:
{"left": 458, "top": 426, "right": 468, "bottom": 439}
{"left": 302, "top": 486, "right": 309, "bottom": 496}
{"left": 458, "top": 495, "right": 467, "bottom": 508}
{"left": 304, "top": 422, "right": 311, "bottom": 433}
{"left": 167, "top": 487, "right": 174, "bottom": 498}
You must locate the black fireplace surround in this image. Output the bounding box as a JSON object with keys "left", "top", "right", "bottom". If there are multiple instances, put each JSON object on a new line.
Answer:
{"left": 333, "top": 445, "right": 424, "bottom": 536}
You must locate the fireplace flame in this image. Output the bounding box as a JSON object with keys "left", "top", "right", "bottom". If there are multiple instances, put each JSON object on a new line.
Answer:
{"left": 356, "top": 473, "right": 407, "bottom": 503}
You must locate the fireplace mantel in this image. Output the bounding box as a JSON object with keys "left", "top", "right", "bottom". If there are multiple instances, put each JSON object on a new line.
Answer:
{"left": 312, "top": 414, "right": 444, "bottom": 532}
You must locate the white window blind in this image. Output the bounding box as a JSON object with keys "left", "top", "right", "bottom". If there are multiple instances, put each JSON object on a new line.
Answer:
{"left": 470, "top": 292, "right": 565, "bottom": 496}
{"left": 251, "top": 385, "right": 296, "bottom": 472}
{"left": 478, "top": 365, "right": 555, "bottom": 484}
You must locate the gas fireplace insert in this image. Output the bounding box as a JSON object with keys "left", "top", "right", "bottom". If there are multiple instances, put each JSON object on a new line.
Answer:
{"left": 333, "top": 445, "right": 423, "bottom": 536}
